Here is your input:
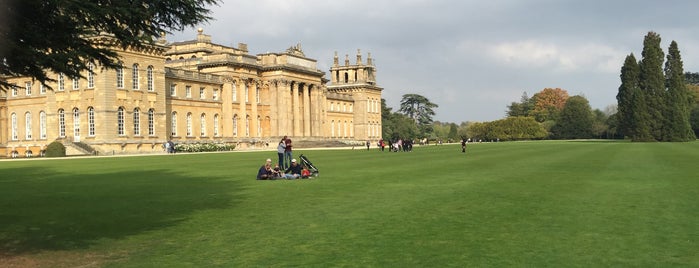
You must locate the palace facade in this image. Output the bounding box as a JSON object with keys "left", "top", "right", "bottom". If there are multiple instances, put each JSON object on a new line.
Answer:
{"left": 0, "top": 29, "right": 382, "bottom": 157}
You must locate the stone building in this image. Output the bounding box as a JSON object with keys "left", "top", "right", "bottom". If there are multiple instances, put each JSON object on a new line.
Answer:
{"left": 0, "top": 30, "right": 382, "bottom": 157}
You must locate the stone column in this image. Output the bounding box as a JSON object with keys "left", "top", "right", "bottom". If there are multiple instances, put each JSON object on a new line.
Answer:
{"left": 270, "top": 80, "right": 278, "bottom": 136}
{"left": 250, "top": 80, "right": 258, "bottom": 137}
{"left": 237, "top": 79, "right": 247, "bottom": 137}
{"left": 303, "top": 84, "right": 311, "bottom": 137}
{"left": 221, "top": 80, "right": 234, "bottom": 137}
{"left": 280, "top": 80, "right": 290, "bottom": 136}
{"left": 292, "top": 82, "right": 300, "bottom": 137}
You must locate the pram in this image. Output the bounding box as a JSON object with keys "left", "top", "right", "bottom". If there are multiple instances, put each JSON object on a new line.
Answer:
{"left": 299, "top": 154, "right": 319, "bottom": 177}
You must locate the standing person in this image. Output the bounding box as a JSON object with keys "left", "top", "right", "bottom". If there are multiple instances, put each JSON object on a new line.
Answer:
{"left": 277, "top": 138, "right": 286, "bottom": 169}
{"left": 366, "top": 140, "right": 370, "bottom": 150}
{"left": 284, "top": 136, "right": 293, "bottom": 169}
{"left": 461, "top": 138, "right": 467, "bottom": 153}
{"left": 379, "top": 139, "right": 385, "bottom": 151}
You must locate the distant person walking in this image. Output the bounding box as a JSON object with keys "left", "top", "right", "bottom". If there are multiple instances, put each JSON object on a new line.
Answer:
{"left": 366, "top": 140, "right": 370, "bottom": 150}
{"left": 461, "top": 138, "right": 468, "bottom": 153}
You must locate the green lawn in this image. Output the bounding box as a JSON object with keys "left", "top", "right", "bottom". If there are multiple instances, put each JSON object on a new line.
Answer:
{"left": 1, "top": 141, "right": 697, "bottom": 267}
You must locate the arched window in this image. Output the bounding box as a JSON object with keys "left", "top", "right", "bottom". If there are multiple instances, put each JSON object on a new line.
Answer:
{"left": 146, "top": 66, "right": 154, "bottom": 91}
{"left": 213, "top": 114, "right": 219, "bottom": 136}
{"left": 171, "top": 112, "right": 177, "bottom": 137}
{"left": 117, "top": 107, "right": 125, "bottom": 135}
{"left": 148, "top": 109, "right": 155, "bottom": 136}
{"left": 200, "top": 113, "right": 206, "bottom": 136}
{"left": 133, "top": 108, "right": 141, "bottom": 136}
{"left": 257, "top": 116, "right": 261, "bottom": 137}
{"left": 73, "top": 108, "right": 80, "bottom": 138}
{"left": 232, "top": 83, "right": 237, "bottom": 102}
{"left": 87, "top": 63, "right": 95, "bottom": 88}
{"left": 25, "top": 112, "right": 32, "bottom": 139}
{"left": 350, "top": 121, "right": 354, "bottom": 137}
{"left": 255, "top": 88, "right": 260, "bottom": 103}
{"left": 186, "top": 113, "right": 192, "bottom": 136}
{"left": 132, "top": 63, "right": 139, "bottom": 90}
{"left": 232, "top": 115, "right": 238, "bottom": 137}
{"left": 40, "top": 111, "right": 47, "bottom": 139}
{"left": 10, "top": 113, "right": 18, "bottom": 140}
{"left": 58, "top": 109, "right": 65, "bottom": 137}
{"left": 244, "top": 83, "right": 249, "bottom": 103}
{"left": 88, "top": 107, "right": 95, "bottom": 136}
{"left": 331, "top": 120, "right": 335, "bottom": 137}
{"left": 344, "top": 72, "right": 348, "bottom": 83}
{"left": 116, "top": 65, "right": 124, "bottom": 88}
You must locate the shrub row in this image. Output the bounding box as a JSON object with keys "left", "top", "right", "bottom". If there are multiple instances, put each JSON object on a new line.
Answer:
{"left": 174, "top": 143, "right": 235, "bottom": 152}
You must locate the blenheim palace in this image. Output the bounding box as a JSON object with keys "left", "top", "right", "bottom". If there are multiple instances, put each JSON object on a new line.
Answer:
{"left": 0, "top": 29, "right": 382, "bottom": 157}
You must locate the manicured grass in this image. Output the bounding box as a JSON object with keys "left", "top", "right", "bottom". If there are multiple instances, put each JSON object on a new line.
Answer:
{"left": 1, "top": 141, "right": 698, "bottom": 267}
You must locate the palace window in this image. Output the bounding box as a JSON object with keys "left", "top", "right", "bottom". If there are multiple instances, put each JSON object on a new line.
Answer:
{"left": 25, "top": 112, "right": 32, "bottom": 139}
{"left": 232, "top": 84, "right": 237, "bottom": 102}
{"left": 185, "top": 85, "right": 191, "bottom": 98}
{"left": 257, "top": 116, "right": 261, "bottom": 137}
{"left": 200, "top": 87, "right": 205, "bottom": 99}
{"left": 87, "top": 63, "right": 95, "bottom": 88}
{"left": 171, "top": 112, "right": 178, "bottom": 136}
{"left": 232, "top": 115, "right": 238, "bottom": 137}
{"left": 147, "top": 66, "right": 154, "bottom": 91}
{"left": 200, "top": 114, "right": 206, "bottom": 136}
{"left": 148, "top": 109, "right": 155, "bottom": 136}
{"left": 116, "top": 65, "right": 124, "bottom": 88}
{"left": 133, "top": 108, "right": 141, "bottom": 136}
{"left": 40, "top": 84, "right": 46, "bottom": 94}
{"left": 117, "top": 107, "right": 125, "bottom": 136}
{"left": 213, "top": 114, "right": 219, "bottom": 136}
{"left": 186, "top": 113, "right": 192, "bottom": 136}
{"left": 25, "top": 81, "right": 32, "bottom": 96}
{"left": 11, "top": 113, "right": 18, "bottom": 140}
{"left": 132, "top": 64, "right": 139, "bottom": 90}
{"left": 244, "top": 84, "right": 249, "bottom": 103}
{"left": 73, "top": 108, "right": 80, "bottom": 138}
{"left": 245, "top": 115, "right": 250, "bottom": 136}
{"left": 255, "top": 88, "right": 260, "bottom": 103}
{"left": 170, "top": 84, "right": 176, "bottom": 96}
{"left": 40, "top": 111, "right": 47, "bottom": 139}
{"left": 88, "top": 107, "right": 95, "bottom": 136}
{"left": 58, "top": 73, "right": 65, "bottom": 91}
{"left": 10, "top": 83, "right": 17, "bottom": 96}
{"left": 58, "top": 109, "right": 66, "bottom": 137}
{"left": 72, "top": 77, "right": 79, "bottom": 90}
{"left": 213, "top": 89, "right": 219, "bottom": 100}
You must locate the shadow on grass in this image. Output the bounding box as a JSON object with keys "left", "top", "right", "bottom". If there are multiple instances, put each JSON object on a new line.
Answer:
{"left": 0, "top": 166, "right": 242, "bottom": 255}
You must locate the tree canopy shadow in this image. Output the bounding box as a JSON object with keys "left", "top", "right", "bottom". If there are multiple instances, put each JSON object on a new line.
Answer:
{"left": 0, "top": 166, "right": 243, "bottom": 255}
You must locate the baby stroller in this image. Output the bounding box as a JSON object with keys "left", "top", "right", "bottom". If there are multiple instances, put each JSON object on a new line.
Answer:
{"left": 299, "top": 154, "right": 319, "bottom": 177}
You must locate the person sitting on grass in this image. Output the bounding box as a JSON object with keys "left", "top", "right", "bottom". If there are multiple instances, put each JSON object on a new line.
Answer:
{"left": 301, "top": 166, "right": 311, "bottom": 179}
{"left": 257, "top": 160, "right": 274, "bottom": 180}
{"left": 284, "top": 159, "right": 302, "bottom": 179}
{"left": 272, "top": 164, "right": 283, "bottom": 179}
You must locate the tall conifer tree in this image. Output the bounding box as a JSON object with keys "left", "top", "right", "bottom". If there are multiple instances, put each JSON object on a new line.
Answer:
{"left": 638, "top": 32, "right": 666, "bottom": 141}
{"left": 663, "top": 41, "right": 696, "bottom": 141}
{"left": 616, "top": 54, "right": 647, "bottom": 139}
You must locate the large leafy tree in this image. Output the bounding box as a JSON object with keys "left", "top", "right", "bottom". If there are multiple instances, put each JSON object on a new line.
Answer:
{"left": 506, "top": 91, "right": 533, "bottom": 117}
{"left": 0, "top": 0, "right": 219, "bottom": 88}
{"left": 663, "top": 41, "right": 696, "bottom": 141}
{"left": 638, "top": 31, "right": 666, "bottom": 140}
{"left": 398, "top": 93, "right": 438, "bottom": 136}
{"left": 550, "top": 95, "right": 594, "bottom": 139}
{"left": 530, "top": 88, "right": 569, "bottom": 122}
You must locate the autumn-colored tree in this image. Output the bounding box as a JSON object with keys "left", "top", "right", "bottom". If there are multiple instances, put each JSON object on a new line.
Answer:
{"left": 530, "top": 88, "right": 569, "bottom": 122}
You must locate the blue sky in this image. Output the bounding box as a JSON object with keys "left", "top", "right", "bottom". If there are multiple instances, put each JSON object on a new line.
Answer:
{"left": 170, "top": 0, "right": 699, "bottom": 123}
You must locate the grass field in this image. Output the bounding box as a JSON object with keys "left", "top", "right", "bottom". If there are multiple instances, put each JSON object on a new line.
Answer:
{"left": 1, "top": 141, "right": 698, "bottom": 267}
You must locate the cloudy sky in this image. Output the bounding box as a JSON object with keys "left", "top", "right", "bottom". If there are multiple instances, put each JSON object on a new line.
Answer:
{"left": 170, "top": 0, "right": 699, "bottom": 123}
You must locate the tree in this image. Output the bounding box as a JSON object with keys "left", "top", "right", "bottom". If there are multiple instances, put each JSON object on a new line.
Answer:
{"left": 382, "top": 98, "right": 419, "bottom": 141}
{"left": 398, "top": 94, "right": 438, "bottom": 136}
{"left": 616, "top": 53, "right": 649, "bottom": 140}
{"left": 550, "top": 95, "right": 594, "bottom": 139}
{"left": 638, "top": 31, "right": 666, "bottom": 140}
{"left": 0, "top": 0, "right": 219, "bottom": 88}
{"left": 662, "top": 41, "right": 696, "bottom": 141}
{"left": 530, "top": 88, "right": 569, "bottom": 122}
{"left": 506, "top": 91, "right": 533, "bottom": 117}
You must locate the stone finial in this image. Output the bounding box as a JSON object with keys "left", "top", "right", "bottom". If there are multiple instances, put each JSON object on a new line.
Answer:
{"left": 333, "top": 51, "right": 339, "bottom": 66}
{"left": 345, "top": 54, "right": 350, "bottom": 66}
{"left": 356, "top": 49, "right": 362, "bottom": 65}
{"left": 367, "top": 52, "right": 373, "bottom": 65}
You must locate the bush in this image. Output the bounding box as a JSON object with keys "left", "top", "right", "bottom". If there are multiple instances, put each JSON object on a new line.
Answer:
{"left": 45, "top": 141, "right": 66, "bottom": 157}
{"left": 174, "top": 143, "right": 235, "bottom": 153}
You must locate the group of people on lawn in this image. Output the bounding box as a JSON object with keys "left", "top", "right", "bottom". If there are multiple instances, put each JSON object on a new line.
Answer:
{"left": 257, "top": 136, "right": 311, "bottom": 180}
{"left": 257, "top": 158, "right": 311, "bottom": 180}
